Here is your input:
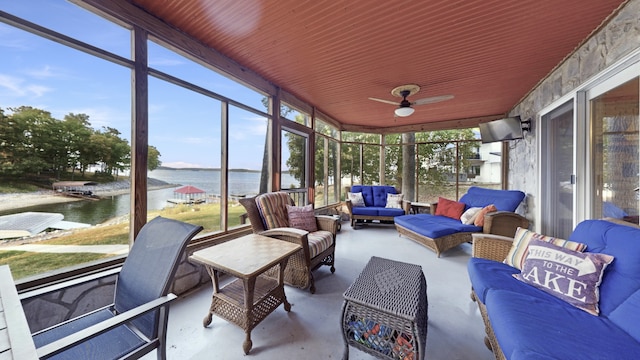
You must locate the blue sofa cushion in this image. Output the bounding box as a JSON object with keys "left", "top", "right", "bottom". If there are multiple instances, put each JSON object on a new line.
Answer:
{"left": 459, "top": 186, "right": 525, "bottom": 212}
{"left": 351, "top": 206, "right": 380, "bottom": 216}
{"left": 568, "top": 220, "right": 640, "bottom": 318}
{"left": 351, "top": 206, "right": 404, "bottom": 217}
{"left": 468, "top": 258, "right": 539, "bottom": 304}
{"left": 376, "top": 207, "right": 404, "bottom": 217}
{"left": 486, "top": 289, "right": 640, "bottom": 360}
{"left": 394, "top": 214, "right": 481, "bottom": 238}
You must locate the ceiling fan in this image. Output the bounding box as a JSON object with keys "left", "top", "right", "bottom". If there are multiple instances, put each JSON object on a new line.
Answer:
{"left": 368, "top": 84, "right": 454, "bottom": 117}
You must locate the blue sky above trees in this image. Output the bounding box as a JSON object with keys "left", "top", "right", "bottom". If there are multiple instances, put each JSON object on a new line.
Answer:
{"left": 1, "top": 1, "right": 271, "bottom": 170}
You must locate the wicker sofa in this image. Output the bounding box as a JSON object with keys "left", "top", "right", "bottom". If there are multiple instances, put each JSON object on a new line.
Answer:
{"left": 394, "top": 187, "right": 528, "bottom": 257}
{"left": 468, "top": 219, "right": 640, "bottom": 359}
{"left": 345, "top": 185, "right": 410, "bottom": 229}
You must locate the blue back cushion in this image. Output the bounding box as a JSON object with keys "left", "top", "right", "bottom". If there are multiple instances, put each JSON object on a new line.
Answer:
{"left": 569, "top": 220, "right": 640, "bottom": 324}
{"left": 351, "top": 185, "right": 397, "bottom": 207}
{"left": 459, "top": 186, "right": 525, "bottom": 211}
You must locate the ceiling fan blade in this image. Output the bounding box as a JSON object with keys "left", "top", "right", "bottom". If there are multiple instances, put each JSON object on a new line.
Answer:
{"left": 412, "top": 94, "right": 454, "bottom": 106}
{"left": 368, "top": 97, "right": 400, "bottom": 106}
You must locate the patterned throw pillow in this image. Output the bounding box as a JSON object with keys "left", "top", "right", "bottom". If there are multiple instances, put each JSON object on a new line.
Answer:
{"left": 385, "top": 193, "right": 404, "bottom": 209}
{"left": 504, "top": 227, "right": 587, "bottom": 270}
{"left": 348, "top": 192, "right": 366, "bottom": 207}
{"left": 286, "top": 204, "right": 318, "bottom": 232}
{"left": 473, "top": 204, "right": 497, "bottom": 227}
{"left": 515, "top": 239, "right": 614, "bottom": 315}
{"left": 434, "top": 197, "right": 466, "bottom": 220}
{"left": 460, "top": 207, "right": 482, "bottom": 225}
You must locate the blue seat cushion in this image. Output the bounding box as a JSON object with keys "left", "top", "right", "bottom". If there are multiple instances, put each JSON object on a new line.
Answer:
{"left": 33, "top": 308, "right": 145, "bottom": 360}
{"left": 351, "top": 206, "right": 404, "bottom": 217}
{"left": 459, "top": 186, "right": 525, "bottom": 212}
{"left": 467, "top": 258, "right": 539, "bottom": 304}
{"left": 486, "top": 289, "right": 640, "bottom": 360}
{"left": 395, "top": 214, "right": 481, "bottom": 238}
{"left": 568, "top": 220, "right": 640, "bottom": 317}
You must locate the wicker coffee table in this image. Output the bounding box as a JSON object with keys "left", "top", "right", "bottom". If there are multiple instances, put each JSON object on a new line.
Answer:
{"left": 190, "top": 234, "right": 301, "bottom": 354}
{"left": 341, "top": 256, "right": 428, "bottom": 360}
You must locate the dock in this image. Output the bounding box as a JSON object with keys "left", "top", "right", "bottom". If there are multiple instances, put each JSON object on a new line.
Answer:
{"left": 0, "top": 212, "right": 90, "bottom": 240}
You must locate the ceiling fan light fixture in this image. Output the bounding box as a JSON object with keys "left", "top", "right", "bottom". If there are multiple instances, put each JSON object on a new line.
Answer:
{"left": 395, "top": 106, "right": 415, "bottom": 117}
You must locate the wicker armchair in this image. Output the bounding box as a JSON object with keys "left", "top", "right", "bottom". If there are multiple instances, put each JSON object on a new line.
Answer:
{"left": 239, "top": 192, "right": 338, "bottom": 294}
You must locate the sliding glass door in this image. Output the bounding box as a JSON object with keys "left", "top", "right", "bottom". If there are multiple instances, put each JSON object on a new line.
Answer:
{"left": 590, "top": 77, "right": 639, "bottom": 223}
{"left": 541, "top": 101, "right": 575, "bottom": 239}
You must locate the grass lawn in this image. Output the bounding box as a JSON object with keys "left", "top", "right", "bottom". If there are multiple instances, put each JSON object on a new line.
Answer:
{"left": 0, "top": 202, "right": 247, "bottom": 280}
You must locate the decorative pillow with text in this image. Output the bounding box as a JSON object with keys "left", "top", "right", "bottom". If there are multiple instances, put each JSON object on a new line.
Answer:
{"left": 504, "top": 227, "right": 587, "bottom": 270}
{"left": 287, "top": 204, "right": 318, "bottom": 232}
{"left": 514, "top": 239, "right": 614, "bottom": 315}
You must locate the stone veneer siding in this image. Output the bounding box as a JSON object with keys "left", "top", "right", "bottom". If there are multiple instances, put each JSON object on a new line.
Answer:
{"left": 22, "top": 241, "right": 219, "bottom": 333}
{"left": 508, "top": 0, "right": 640, "bottom": 226}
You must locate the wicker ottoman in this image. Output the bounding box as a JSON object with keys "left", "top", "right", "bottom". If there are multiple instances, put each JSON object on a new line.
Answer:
{"left": 341, "top": 256, "right": 428, "bottom": 360}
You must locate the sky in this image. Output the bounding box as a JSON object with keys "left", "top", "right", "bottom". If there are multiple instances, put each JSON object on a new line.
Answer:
{"left": 0, "top": 0, "right": 275, "bottom": 170}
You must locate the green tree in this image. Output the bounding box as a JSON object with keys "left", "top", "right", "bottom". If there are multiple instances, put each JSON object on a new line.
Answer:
{"left": 340, "top": 132, "right": 381, "bottom": 185}
{"left": 0, "top": 106, "right": 52, "bottom": 176}
{"left": 92, "top": 127, "right": 131, "bottom": 179}
{"left": 147, "top": 145, "right": 162, "bottom": 171}
{"left": 62, "top": 113, "right": 93, "bottom": 178}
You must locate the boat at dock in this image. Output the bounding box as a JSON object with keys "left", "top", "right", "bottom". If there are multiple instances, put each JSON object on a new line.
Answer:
{"left": 52, "top": 181, "right": 101, "bottom": 200}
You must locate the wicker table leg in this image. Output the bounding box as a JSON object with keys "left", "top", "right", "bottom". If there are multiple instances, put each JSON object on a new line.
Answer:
{"left": 340, "top": 301, "right": 349, "bottom": 360}
{"left": 243, "top": 276, "right": 256, "bottom": 355}
{"left": 279, "top": 257, "right": 292, "bottom": 312}
{"left": 203, "top": 266, "right": 219, "bottom": 328}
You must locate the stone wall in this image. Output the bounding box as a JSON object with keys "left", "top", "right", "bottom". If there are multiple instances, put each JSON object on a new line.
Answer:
{"left": 22, "top": 248, "right": 211, "bottom": 333}
{"left": 508, "top": 0, "right": 640, "bottom": 226}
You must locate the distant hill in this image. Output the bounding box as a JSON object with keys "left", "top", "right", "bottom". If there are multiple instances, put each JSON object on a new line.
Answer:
{"left": 156, "top": 166, "right": 258, "bottom": 173}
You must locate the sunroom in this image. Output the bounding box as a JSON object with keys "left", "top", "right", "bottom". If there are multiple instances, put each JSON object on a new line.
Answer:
{"left": 1, "top": 0, "right": 639, "bottom": 359}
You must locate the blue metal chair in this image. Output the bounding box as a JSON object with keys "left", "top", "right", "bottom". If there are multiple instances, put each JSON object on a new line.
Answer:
{"left": 30, "top": 216, "right": 203, "bottom": 360}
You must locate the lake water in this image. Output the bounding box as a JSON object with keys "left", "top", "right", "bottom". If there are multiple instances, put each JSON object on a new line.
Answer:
{"left": 2, "top": 169, "right": 298, "bottom": 225}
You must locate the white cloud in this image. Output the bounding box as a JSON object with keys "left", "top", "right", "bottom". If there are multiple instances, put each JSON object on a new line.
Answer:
{"left": 230, "top": 116, "right": 267, "bottom": 140}
{"left": 0, "top": 73, "right": 52, "bottom": 98}
{"left": 24, "top": 65, "right": 59, "bottom": 79}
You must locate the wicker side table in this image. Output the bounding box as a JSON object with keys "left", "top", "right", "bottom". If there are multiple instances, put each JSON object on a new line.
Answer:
{"left": 341, "top": 256, "right": 428, "bottom": 360}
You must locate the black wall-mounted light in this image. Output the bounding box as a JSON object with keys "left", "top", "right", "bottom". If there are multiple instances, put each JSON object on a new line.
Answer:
{"left": 521, "top": 118, "right": 532, "bottom": 133}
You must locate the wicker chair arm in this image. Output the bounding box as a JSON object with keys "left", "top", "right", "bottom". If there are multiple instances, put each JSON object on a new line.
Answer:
{"left": 315, "top": 215, "right": 338, "bottom": 235}
{"left": 471, "top": 233, "right": 514, "bottom": 262}
{"left": 345, "top": 199, "right": 353, "bottom": 215}
{"left": 259, "top": 227, "right": 308, "bottom": 246}
{"left": 483, "top": 211, "right": 529, "bottom": 237}
{"left": 402, "top": 200, "right": 412, "bottom": 214}
{"left": 430, "top": 202, "right": 438, "bottom": 215}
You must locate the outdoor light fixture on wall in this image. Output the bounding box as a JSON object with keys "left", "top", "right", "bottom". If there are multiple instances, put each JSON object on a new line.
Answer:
{"left": 521, "top": 118, "right": 532, "bottom": 134}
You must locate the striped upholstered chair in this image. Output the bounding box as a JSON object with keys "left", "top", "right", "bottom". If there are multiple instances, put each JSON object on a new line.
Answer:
{"left": 239, "top": 191, "right": 337, "bottom": 294}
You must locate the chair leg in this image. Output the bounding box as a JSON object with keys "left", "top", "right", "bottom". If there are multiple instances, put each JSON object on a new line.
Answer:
{"left": 157, "top": 305, "right": 170, "bottom": 360}
{"left": 309, "top": 272, "right": 316, "bottom": 294}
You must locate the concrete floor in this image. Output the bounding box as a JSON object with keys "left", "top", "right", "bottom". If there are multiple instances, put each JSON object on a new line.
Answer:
{"left": 145, "top": 222, "right": 495, "bottom": 360}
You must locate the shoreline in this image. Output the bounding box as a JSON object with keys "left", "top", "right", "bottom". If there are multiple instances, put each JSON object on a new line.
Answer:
{"left": 0, "top": 179, "right": 177, "bottom": 213}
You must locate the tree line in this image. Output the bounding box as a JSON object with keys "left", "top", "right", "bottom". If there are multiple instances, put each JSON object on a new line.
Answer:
{"left": 286, "top": 118, "right": 480, "bottom": 191}
{"left": 0, "top": 106, "right": 161, "bottom": 180}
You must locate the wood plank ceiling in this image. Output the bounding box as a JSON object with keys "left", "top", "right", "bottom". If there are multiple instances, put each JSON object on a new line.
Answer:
{"left": 130, "top": 0, "right": 628, "bottom": 132}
